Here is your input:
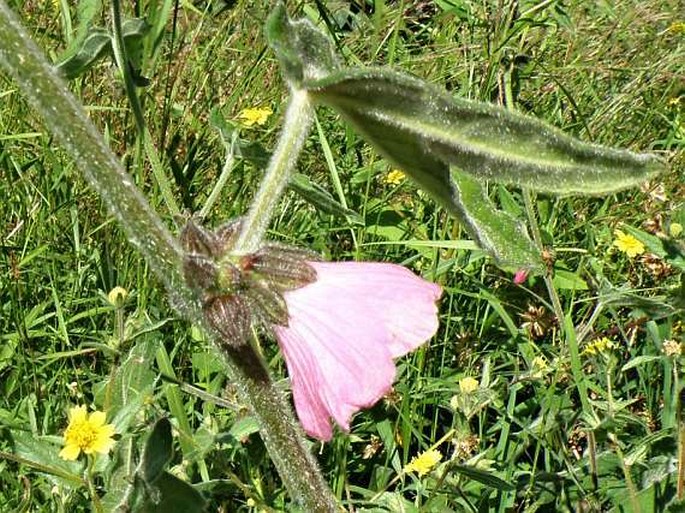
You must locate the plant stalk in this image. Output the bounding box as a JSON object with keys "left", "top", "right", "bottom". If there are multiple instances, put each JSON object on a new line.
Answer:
{"left": 110, "top": 0, "right": 180, "bottom": 217}
{"left": 0, "top": 4, "right": 336, "bottom": 510}
{"left": 232, "top": 88, "right": 314, "bottom": 254}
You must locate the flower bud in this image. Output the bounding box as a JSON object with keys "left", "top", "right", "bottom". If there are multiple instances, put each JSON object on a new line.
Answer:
{"left": 107, "top": 286, "right": 128, "bottom": 308}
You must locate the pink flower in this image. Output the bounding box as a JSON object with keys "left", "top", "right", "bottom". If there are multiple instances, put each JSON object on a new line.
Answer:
{"left": 273, "top": 262, "right": 441, "bottom": 440}
{"left": 513, "top": 269, "right": 529, "bottom": 285}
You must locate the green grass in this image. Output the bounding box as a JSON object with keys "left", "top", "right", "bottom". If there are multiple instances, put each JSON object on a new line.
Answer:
{"left": 1, "top": 0, "right": 684, "bottom": 511}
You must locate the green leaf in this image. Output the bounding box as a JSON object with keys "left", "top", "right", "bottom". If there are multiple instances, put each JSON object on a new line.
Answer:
{"left": 140, "top": 418, "right": 173, "bottom": 485}
{"left": 308, "top": 67, "right": 665, "bottom": 195}
{"left": 358, "top": 492, "right": 419, "bottom": 513}
{"left": 55, "top": 0, "right": 103, "bottom": 65}
{"left": 56, "top": 18, "right": 150, "bottom": 80}
{"left": 265, "top": 2, "right": 339, "bottom": 86}
{"left": 289, "top": 173, "right": 363, "bottom": 224}
{"left": 621, "top": 355, "right": 662, "bottom": 372}
{"left": 139, "top": 472, "right": 207, "bottom": 513}
{"left": 228, "top": 417, "right": 260, "bottom": 441}
{"left": 4, "top": 432, "right": 83, "bottom": 487}
{"left": 95, "top": 339, "right": 156, "bottom": 435}
{"left": 56, "top": 28, "right": 111, "bottom": 79}
{"left": 451, "top": 170, "right": 543, "bottom": 270}
{"left": 552, "top": 268, "right": 588, "bottom": 290}
{"left": 450, "top": 463, "right": 516, "bottom": 491}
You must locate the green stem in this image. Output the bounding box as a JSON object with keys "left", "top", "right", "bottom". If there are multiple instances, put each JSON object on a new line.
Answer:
{"left": 611, "top": 434, "right": 641, "bottom": 513}
{"left": 232, "top": 89, "right": 314, "bottom": 254}
{"left": 521, "top": 190, "right": 565, "bottom": 324}
{"left": 676, "top": 360, "right": 685, "bottom": 500}
{"left": 110, "top": 0, "right": 180, "bottom": 217}
{"left": 110, "top": 0, "right": 146, "bottom": 135}
{"left": 199, "top": 130, "right": 238, "bottom": 219}
{"left": 0, "top": 5, "right": 336, "bottom": 510}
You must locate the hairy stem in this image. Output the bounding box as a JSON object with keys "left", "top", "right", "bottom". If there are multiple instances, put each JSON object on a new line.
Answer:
{"left": 0, "top": 4, "right": 335, "bottom": 510}
{"left": 232, "top": 88, "right": 314, "bottom": 254}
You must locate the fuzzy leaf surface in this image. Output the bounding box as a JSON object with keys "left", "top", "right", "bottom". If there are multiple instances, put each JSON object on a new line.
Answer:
{"left": 451, "top": 170, "right": 543, "bottom": 270}
{"left": 265, "top": 2, "right": 339, "bottom": 86}
{"left": 308, "top": 68, "right": 665, "bottom": 196}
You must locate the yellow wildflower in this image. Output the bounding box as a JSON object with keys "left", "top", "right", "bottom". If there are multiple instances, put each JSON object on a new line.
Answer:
{"left": 613, "top": 230, "right": 645, "bottom": 257}
{"left": 667, "top": 22, "right": 685, "bottom": 34}
{"left": 238, "top": 106, "right": 272, "bottom": 127}
{"left": 670, "top": 223, "right": 683, "bottom": 238}
{"left": 59, "top": 406, "right": 116, "bottom": 461}
{"left": 107, "top": 286, "right": 128, "bottom": 308}
{"left": 404, "top": 449, "right": 442, "bottom": 476}
{"left": 384, "top": 169, "right": 406, "bottom": 185}
{"left": 530, "top": 356, "right": 549, "bottom": 379}
{"left": 459, "top": 376, "right": 479, "bottom": 394}
{"left": 531, "top": 356, "right": 548, "bottom": 370}
{"left": 582, "top": 337, "right": 617, "bottom": 357}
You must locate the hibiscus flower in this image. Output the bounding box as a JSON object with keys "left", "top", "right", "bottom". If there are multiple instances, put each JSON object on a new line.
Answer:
{"left": 274, "top": 262, "right": 441, "bottom": 440}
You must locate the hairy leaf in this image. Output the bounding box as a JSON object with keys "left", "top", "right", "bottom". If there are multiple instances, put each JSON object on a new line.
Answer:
{"left": 308, "top": 68, "right": 665, "bottom": 195}
{"left": 265, "top": 2, "right": 338, "bottom": 85}
{"left": 56, "top": 18, "right": 150, "bottom": 80}
{"left": 451, "top": 170, "right": 543, "bottom": 270}
{"left": 140, "top": 418, "right": 173, "bottom": 485}
{"left": 56, "top": 28, "right": 111, "bottom": 79}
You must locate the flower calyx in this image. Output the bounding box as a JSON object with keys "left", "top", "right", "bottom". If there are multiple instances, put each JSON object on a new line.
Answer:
{"left": 179, "top": 218, "right": 317, "bottom": 344}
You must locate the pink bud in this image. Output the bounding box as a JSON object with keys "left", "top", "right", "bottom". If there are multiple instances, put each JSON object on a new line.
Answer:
{"left": 513, "top": 269, "right": 529, "bottom": 285}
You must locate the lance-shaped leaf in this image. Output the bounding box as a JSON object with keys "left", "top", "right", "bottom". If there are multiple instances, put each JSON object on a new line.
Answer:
{"left": 307, "top": 68, "right": 665, "bottom": 195}
{"left": 56, "top": 18, "right": 150, "bottom": 80}
{"left": 289, "top": 173, "right": 363, "bottom": 225}
{"left": 265, "top": 2, "right": 339, "bottom": 85}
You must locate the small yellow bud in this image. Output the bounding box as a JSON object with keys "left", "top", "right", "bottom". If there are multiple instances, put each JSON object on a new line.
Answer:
{"left": 107, "top": 286, "right": 128, "bottom": 308}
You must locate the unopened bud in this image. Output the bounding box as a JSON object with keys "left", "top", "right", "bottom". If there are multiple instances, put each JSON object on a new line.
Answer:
{"left": 107, "top": 286, "right": 128, "bottom": 308}
{"left": 513, "top": 269, "right": 529, "bottom": 285}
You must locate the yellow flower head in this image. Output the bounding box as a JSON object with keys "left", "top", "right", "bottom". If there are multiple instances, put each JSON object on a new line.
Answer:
{"left": 59, "top": 406, "right": 116, "bottom": 461}
{"left": 459, "top": 376, "right": 479, "bottom": 394}
{"left": 668, "top": 21, "right": 685, "bottom": 34}
{"left": 384, "top": 169, "right": 406, "bottom": 185}
{"left": 238, "top": 106, "right": 273, "bottom": 127}
{"left": 404, "top": 448, "right": 442, "bottom": 476}
{"left": 613, "top": 230, "right": 645, "bottom": 258}
{"left": 529, "top": 356, "right": 549, "bottom": 379}
{"left": 582, "top": 337, "right": 617, "bottom": 357}
{"left": 670, "top": 223, "right": 683, "bottom": 238}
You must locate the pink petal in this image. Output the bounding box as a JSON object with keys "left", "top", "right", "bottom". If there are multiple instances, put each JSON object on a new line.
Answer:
{"left": 273, "top": 262, "right": 441, "bottom": 440}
